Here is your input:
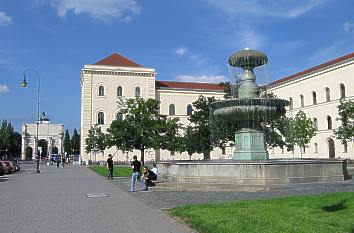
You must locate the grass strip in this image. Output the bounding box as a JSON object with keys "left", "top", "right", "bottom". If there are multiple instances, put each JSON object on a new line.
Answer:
{"left": 170, "top": 192, "right": 354, "bottom": 233}
{"left": 89, "top": 165, "right": 131, "bottom": 177}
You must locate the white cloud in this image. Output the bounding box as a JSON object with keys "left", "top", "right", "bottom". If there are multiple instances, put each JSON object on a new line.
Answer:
{"left": 203, "top": 0, "right": 325, "bottom": 19}
{"left": 175, "top": 47, "right": 187, "bottom": 56}
{"left": 0, "top": 11, "right": 12, "bottom": 26}
{"left": 344, "top": 21, "right": 354, "bottom": 32}
{"left": 176, "top": 75, "right": 229, "bottom": 83}
{"left": 49, "top": 0, "right": 141, "bottom": 22}
{"left": 0, "top": 85, "right": 9, "bottom": 93}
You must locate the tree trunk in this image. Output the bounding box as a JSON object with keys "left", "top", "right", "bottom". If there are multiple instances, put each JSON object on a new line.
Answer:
{"left": 140, "top": 148, "right": 145, "bottom": 167}
{"left": 203, "top": 150, "right": 210, "bottom": 160}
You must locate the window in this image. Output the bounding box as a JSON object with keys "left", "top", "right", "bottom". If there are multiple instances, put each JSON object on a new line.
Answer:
{"left": 289, "top": 97, "right": 293, "bottom": 110}
{"left": 343, "top": 141, "right": 348, "bottom": 153}
{"left": 221, "top": 146, "right": 226, "bottom": 155}
{"left": 97, "top": 112, "right": 104, "bottom": 125}
{"left": 300, "top": 94, "right": 304, "bottom": 107}
{"left": 281, "top": 146, "right": 284, "bottom": 154}
{"left": 135, "top": 87, "right": 141, "bottom": 97}
{"left": 314, "top": 143, "right": 318, "bottom": 153}
{"left": 170, "top": 150, "right": 175, "bottom": 156}
{"left": 116, "top": 112, "right": 123, "bottom": 121}
{"left": 312, "top": 91, "right": 317, "bottom": 105}
{"left": 340, "top": 83, "right": 346, "bottom": 99}
{"left": 325, "top": 87, "right": 330, "bottom": 102}
{"left": 187, "top": 104, "right": 193, "bottom": 116}
{"left": 98, "top": 86, "right": 104, "bottom": 96}
{"left": 117, "top": 86, "right": 123, "bottom": 97}
{"left": 327, "top": 116, "right": 332, "bottom": 129}
{"left": 169, "top": 104, "right": 175, "bottom": 116}
{"left": 313, "top": 118, "right": 318, "bottom": 130}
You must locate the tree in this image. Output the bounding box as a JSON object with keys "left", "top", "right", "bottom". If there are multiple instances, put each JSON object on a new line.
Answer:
{"left": 71, "top": 128, "right": 80, "bottom": 155}
{"left": 335, "top": 99, "right": 354, "bottom": 143}
{"left": 85, "top": 125, "right": 107, "bottom": 162}
{"left": 107, "top": 98, "right": 180, "bottom": 166}
{"left": 284, "top": 111, "right": 316, "bottom": 158}
{"left": 63, "top": 129, "right": 72, "bottom": 156}
{"left": 188, "top": 95, "right": 218, "bottom": 159}
{"left": 0, "top": 120, "right": 17, "bottom": 159}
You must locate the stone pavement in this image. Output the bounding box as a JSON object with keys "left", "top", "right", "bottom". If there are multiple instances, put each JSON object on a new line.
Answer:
{"left": 0, "top": 163, "right": 191, "bottom": 233}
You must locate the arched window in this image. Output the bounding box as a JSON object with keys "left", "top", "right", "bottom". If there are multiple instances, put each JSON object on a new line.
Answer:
{"left": 313, "top": 118, "right": 318, "bottom": 131}
{"left": 325, "top": 87, "right": 330, "bottom": 102}
{"left": 343, "top": 141, "right": 348, "bottom": 153}
{"left": 169, "top": 104, "right": 175, "bottom": 116}
{"left": 116, "top": 112, "right": 123, "bottom": 121}
{"left": 135, "top": 87, "right": 141, "bottom": 97}
{"left": 314, "top": 143, "right": 318, "bottom": 153}
{"left": 289, "top": 97, "right": 293, "bottom": 110}
{"left": 312, "top": 91, "right": 317, "bottom": 105}
{"left": 327, "top": 116, "right": 332, "bottom": 129}
{"left": 117, "top": 86, "right": 123, "bottom": 97}
{"left": 187, "top": 104, "right": 193, "bottom": 116}
{"left": 97, "top": 112, "right": 104, "bottom": 125}
{"left": 170, "top": 151, "right": 175, "bottom": 156}
{"left": 300, "top": 94, "right": 304, "bottom": 107}
{"left": 340, "top": 83, "right": 346, "bottom": 99}
{"left": 281, "top": 146, "right": 284, "bottom": 154}
{"left": 98, "top": 86, "right": 104, "bottom": 96}
{"left": 221, "top": 146, "right": 226, "bottom": 155}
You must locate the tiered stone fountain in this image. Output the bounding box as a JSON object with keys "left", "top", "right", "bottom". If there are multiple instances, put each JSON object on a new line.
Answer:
{"left": 158, "top": 49, "right": 347, "bottom": 191}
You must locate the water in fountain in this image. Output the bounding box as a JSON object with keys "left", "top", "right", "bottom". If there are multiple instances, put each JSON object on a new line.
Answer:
{"left": 210, "top": 48, "right": 289, "bottom": 160}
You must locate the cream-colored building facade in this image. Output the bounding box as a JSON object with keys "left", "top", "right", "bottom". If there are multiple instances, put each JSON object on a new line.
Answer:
{"left": 21, "top": 120, "right": 64, "bottom": 160}
{"left": 80, "top": 54, "right": 227, "bottom": 164}
{"left": 268, "top": 52, "right": 354, "bottom": 159}
{"left": 81, "top": 52, "right": 354, "bottom": 164}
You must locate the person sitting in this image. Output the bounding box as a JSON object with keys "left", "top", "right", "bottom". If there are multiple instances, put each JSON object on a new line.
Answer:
{"left": 142, "top": 166, "right": 157, "bottom": 187}
{"left": 151, "top": 163, "right": 158, "bottom": 176}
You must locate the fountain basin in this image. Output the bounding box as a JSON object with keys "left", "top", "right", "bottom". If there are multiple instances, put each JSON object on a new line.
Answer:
{"left": 157, "top": 159, "right": 348, "bottom": 191}
{"left": 210, "top": 98, "right": 288, "bottom": 123}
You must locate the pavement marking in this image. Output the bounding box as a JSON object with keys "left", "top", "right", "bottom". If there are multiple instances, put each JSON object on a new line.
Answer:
{"left": 85, "top": 193, "right": 110, "bottom": 198}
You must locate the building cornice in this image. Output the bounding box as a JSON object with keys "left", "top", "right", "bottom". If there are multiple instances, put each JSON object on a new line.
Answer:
{"left": 82, "top": 69, "right": 156, "bottom": 78}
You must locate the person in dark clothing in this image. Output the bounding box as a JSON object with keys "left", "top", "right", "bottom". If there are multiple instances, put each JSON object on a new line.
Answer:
{"left": 106, "top": 154, "right": 114, "bottom": 180}
{"left": 142, "top": 166, "right": 157, "bottom": 187}
{"left": 61, "top": 155, "right": 65, "bottom": 168}
{"left": 56, "top": 156, "right": 60, "bottom": 168}
{"left": 129, "top": 155, "right": 147, "bottom": 192}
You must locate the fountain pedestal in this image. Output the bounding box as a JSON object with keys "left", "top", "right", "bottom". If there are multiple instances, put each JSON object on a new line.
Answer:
{"left": 234, "top": 128, "right": 268, "bottom": 160}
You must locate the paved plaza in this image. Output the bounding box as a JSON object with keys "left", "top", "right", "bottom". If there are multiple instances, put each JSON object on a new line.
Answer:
{"left": 0, "top": 163, "right": 353, "bottom": 233}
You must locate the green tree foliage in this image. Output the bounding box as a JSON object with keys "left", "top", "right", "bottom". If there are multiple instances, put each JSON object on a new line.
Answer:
{"left": 0, "top": 120, "right": 21, "bottom": 159}
{"left": 107, "top": 98, "right": 180, "bottom": 166}
{"left": 187, "top": 95, "right": 218, "bottom": 159}
{"left": 63, "top": 129, "right": 72, "bottom": 155}
{"left": 284, "top": 111, "right": 316, "bottom": 157}
{"left": 218, "top": 82, "right": 233, "bottom": 99}
{"left": 85, "top": 125, "right": 107, "bottom": 156}
{"left": 71, "top": 128, "right": 80, "bottom": 154}
{"left": 335, "top": 99, "right": 354, "bottom": 142}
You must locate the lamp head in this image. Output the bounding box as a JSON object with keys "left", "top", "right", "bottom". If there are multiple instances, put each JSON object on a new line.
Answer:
{"left": 21, "top": 75, "right": 28, "bottom": 87}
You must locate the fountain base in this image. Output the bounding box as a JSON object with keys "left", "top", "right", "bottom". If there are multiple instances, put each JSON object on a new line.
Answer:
{"left": 233, "top": 128, "right": 268, "bottom": 160}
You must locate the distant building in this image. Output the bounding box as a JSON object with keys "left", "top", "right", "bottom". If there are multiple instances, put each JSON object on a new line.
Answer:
{"left": 80, "top": 52, "right": 354, "bottom": 164}
{"left": 80, "top": 54, "right": 227, "bottom": 164}
{"left": 268, "top": 52, "right": 354, "bottom": 159}
{"left": 21, "top": 120, "right": 64, "bottom": 160}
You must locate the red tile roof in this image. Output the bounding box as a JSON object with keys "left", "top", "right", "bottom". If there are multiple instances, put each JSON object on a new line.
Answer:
{"left": 268, "top": 51, "right": 354, "bottom": 87}
{"left": 94, "top": 53, "right": 143, "bottom": 67}
{"left": 156, "top": 81, "right": 224, "bottom": 91}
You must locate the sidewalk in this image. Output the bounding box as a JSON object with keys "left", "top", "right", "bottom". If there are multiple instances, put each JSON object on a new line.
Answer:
{"left": 0, "top": 164, "right": 190, "bottom": 233}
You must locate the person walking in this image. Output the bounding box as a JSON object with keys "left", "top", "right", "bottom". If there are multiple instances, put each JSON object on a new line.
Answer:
{"left": 106, "top": 154, "right": 114, "bottom": 180}
{"left": 129, "top": 155, "right": 147, "bottom": 192}
{"left": 61, "top": 155, "right": 65, "bottom": 168}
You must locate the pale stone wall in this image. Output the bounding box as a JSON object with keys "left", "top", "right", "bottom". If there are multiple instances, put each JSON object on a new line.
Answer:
{"left": 268, "top": 59, "right": 354, "bottom": 159}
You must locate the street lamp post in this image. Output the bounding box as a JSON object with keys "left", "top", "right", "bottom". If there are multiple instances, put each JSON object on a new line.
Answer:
{"left": 21, "top": 69, "right": 41, "bottom": 173}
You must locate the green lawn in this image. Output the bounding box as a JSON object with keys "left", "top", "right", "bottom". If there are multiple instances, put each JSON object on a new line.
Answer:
{"left": 170, "top": 192, "right": 354, "bottom": 233}
{"left": 89, "top": 165, "right": 131, "bottom": 177}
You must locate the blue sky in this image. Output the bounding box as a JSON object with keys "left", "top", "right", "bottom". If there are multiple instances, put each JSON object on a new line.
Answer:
{"left": 1, "top": 0, "right": 354, "bottom": 132}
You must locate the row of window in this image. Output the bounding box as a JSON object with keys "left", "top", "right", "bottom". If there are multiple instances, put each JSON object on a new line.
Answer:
{"left": 277, "top": 140, "right": 348, "bottom": 154}
{"left": 96, "top": 104, "right": 194, "bottom": 125}
{"left": 98, "top": 86, "right": 141, "bottom": 98}
{"left": 289, "top": 83, "right": 346, "bottom": 109}
{"left": 313, "top": 115, "right": 333, "bottom": 130}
